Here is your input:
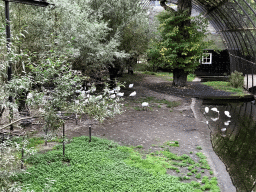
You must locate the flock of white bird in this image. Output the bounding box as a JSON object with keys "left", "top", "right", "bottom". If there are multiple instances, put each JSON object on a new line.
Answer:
{"left": 73, "top": 83, "right": 149, "bottom": 108}
{"left": 204, "top": 106, "right": 232, "bottom": 132}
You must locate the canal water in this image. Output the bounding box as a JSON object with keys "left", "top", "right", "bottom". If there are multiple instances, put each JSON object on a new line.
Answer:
{"left": 201, "top": 101, "right": 256, "bottom": 192}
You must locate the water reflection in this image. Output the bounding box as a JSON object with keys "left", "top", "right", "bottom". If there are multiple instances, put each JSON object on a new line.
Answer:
{"left": 201, "top": 101, "right": 256, "bottom": 192}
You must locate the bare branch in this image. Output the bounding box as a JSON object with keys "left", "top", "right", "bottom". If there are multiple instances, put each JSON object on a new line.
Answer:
{"left": 159, "top": 0, "right": 176, "bottom": 12}
{"left": 0, "top": 116, "right": 41, "bottom": 131}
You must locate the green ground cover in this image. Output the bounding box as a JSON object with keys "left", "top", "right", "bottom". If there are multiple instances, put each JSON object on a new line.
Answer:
{"left": 139, "top": 71, "right": 196, "bottom": 82}
{"left": 202, "top": 81, "right": 248, "bottom": 96}
{"left": 11, "top": 136, "right": 220, "bottom": 191}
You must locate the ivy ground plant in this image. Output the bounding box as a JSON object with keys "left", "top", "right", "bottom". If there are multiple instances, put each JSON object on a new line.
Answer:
{"left": 11, "top": 136, "right": 220, "bottom": 191}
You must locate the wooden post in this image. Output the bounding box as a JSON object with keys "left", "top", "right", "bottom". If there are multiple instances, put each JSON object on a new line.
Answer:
{"left": 89, "top": 125, "right": 91, "bottom": 143}
{"left": 21, "top": 136, "right": 24, "bottom": 169}
{"left": 63, "top": 123, "right": 65, "bottom": 156}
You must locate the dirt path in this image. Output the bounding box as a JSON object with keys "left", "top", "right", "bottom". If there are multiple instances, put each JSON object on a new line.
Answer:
{"left": 56, "top": 73, "right": 235, "bottom": 191}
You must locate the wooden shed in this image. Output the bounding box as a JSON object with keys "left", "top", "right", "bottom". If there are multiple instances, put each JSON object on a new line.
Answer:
{"left": 195, "top": 49, "right": 230, "bottom": 76}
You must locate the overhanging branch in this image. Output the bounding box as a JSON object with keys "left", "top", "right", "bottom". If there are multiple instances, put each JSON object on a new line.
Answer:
{"left": 160, "top": 0, "right": 176, "bottom": 12}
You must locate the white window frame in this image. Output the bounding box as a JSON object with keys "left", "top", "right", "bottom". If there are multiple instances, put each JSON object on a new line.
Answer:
{"left": 201, "top": 53, "right": 212, "bottom": 64}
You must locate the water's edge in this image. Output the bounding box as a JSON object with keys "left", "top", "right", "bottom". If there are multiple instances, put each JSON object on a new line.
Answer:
{"left": 191, "top": 98, "right": 236, "bottom": 192}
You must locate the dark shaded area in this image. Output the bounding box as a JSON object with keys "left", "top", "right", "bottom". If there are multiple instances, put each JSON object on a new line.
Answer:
{"left": 203, "top": 102, "right": 256, "bottom": 192}
{"left": 143, "top": 80, "right": 235, "bottom": 98}
{"left": 195, "top": 50, "right": 230, "bottom": 76}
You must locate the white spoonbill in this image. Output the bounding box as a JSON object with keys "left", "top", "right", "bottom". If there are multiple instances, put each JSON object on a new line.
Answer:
{"left": 110, "top": 94, "right": 116, "bottom": 99}
{"left": 129, "top": 84, "right": 134, "bottom": 88}
{"left": 142, "top": 102, "right": 149, "bottom": 107}
{"left": 211, "top": 117, "right": 219, "bottom": 122}
{"left": 117, "top": 92, "right": 124, "bottom": 97}
{"left": 224, "top": 120, "right": 231, "bottom": 126}
{"left": 211, "top": 107, "right": 219, "bottom": 113}
{"left": 109, "top": 90, "right": 115, "bottom": 94}
{"left": 221, "top": 128, "right": 226, "bottom": 132}
{"left": 129, "top": 91, "right": 136, "bottom": 96}
{"left": 224, "top": 111, "right": 231, "bottom": 118}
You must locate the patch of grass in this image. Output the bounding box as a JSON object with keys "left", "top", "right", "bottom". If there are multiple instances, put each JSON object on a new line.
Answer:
{"left": 188, "top": 165, "right": 195, "bottom": 171}
{"left": 12, "top": 137, "right": 45, "bottom": 149}
{"left": 187, "top": 172, "right": 193, "bottom": 176}
{"left": 135, "top": 145, "right": 143, "bottom": 149}
{"left": 154, "top": 72, "right": 195, "bottom": 82}
{"left": 134, "top": 106, "right": 143, "bottom": 111}
{"left": 196, "top": 152, "right": 211, "bottom": 170}
{"left": 170, "top": 109, "right": 173, "bottom": 112}
{"left": 165, "top": 141, "right": 179, "bottom": 147}
{"left": 190, "top": 152, "right": 193, "bottom": 154}
{"left": 11, "top": 137, "right": 220, "bottom": 191}
{"left": 195, "top": 173, "right": 201, "bottom": 179}
{"left": 182, "top": 176, "right": 191, "bottom": 180}
{"left": 187, "top": 74, "right": 196, "bottom": 82}
{"left": 202, "top": 81, "right": 247, "bottom": 96}
{"left": 142, "top": 71, "right": 156, "bottom": 75}
{"left": 157, "top": 105, "right": 161, "bottom": 108}
{"left": 201, "top": 176, "right": 220, "bottom": 191}
{"left": 156, "top": 99, "right": 180, "bottom": 108}
{"left": 196, "top": 146, "right": 202, "bottom": 150}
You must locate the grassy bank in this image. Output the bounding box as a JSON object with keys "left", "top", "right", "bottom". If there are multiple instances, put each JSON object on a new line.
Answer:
{"left": 202, "top": 81, "right": 248, "bottom": 96}
{"left": 11, "top": 136, "right": 220, "bottom": 191}
{"left": 138, "top": 71, "right": 196, "bottom": 82}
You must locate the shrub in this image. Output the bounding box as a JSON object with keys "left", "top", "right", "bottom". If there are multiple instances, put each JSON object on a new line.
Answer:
{"left": 229, "top": 70, "right": 244, "bottom": 88}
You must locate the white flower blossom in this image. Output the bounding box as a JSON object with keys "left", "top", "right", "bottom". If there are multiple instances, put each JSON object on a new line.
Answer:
{"left": 110, "top": 94, "right": 116, "bottom": 99}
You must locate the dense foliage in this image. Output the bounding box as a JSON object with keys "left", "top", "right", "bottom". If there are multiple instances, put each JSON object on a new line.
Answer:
{"left": 11, "top": 136, "right": 220, "bottom": 191}
{"left": 147, "top": 10, "right": 212, "bottom": 73}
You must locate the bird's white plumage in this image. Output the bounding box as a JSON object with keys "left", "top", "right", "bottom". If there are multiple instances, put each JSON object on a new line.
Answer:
{"left": 211, "top": 107, "right": 219, "bottom": 113}
{"left": 211, "top": 117, "right": 219, "bottom": 122}
{"left": 129, "top": 91, "right": 136, "bottom": 96}
{"left": 224, "top": 111, "right": 231, "bottom": 118}
{"left": 129, "top": 84, "right": 134, "bottom": 88}
{"left": 117, "top": 92, "right": 124, "bottom": 97}
{"left": 142, "top": 102, "right": 149, "bottom": 107}
{"left": 224, "top": 120, "right": 231, "bottom": 126}
{"left": 205, "top": 107, "right": 209, "bottom": 113}
{"left": 221, "top": 128, "right": 226, "bottom": 132}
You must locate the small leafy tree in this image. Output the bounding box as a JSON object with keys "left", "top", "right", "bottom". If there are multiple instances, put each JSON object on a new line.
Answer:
{"left": 87, "top": 0, "right": 151, "bottom": 78}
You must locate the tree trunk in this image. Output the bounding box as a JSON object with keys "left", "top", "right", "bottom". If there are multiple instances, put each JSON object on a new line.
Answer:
{"left": 172, "top": 68, "right": 188, "bottom": 87}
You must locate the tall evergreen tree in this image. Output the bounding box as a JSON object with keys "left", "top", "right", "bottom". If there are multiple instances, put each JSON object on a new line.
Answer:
{"left": 158, "top": 0, "right": 211, "bottom": 86}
